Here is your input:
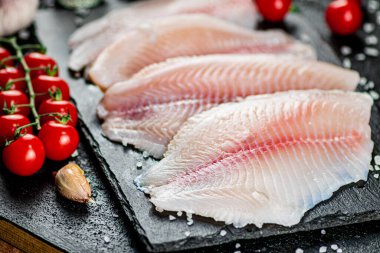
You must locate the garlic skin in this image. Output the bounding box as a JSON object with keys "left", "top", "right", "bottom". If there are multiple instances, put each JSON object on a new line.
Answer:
{"left": 0, "top": 0, "right": 39, "bottom": 37}
{"left": 55, "top": 163, "right": 92, "bottom": 204}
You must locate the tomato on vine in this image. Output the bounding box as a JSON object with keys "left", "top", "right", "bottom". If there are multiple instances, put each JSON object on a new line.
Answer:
{"left": 38, "top": 98, "right": 78, "bottom": 126}
{"left": 2, "top": 134, "right": 45, "bottom": 176}
{"left": 0, "top": 114, "right": 32, "bottom": 147}
{"left": 32, "top": 75, "right": 70, "bottom": 107}
{"left": 38, "top": 121, "right": 79, "bottom": 161}
{"left": 23, "top": 52, "right": 59, "bottom": 78}
{"left": 0, "top": 47, "right": 13, "bottom": 67}
{"left": 256, "top": 0, "right": 292, "bottom": 22}
{"left": 0, "top": 67, "right": 26, "bottom": 91}
{"left": 325, "top": 0, "right": 362, "bottom": 35}
{"left": 0, "top": 90, "right": 30, "bottom": 116}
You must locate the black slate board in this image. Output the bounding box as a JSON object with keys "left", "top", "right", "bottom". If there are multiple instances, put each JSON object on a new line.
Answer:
{"left": 33, "top": 0, "right": 380, "bottom": 252}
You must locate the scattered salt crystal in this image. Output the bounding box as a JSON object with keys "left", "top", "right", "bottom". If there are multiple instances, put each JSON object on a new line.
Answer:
{"left": 169, "top": 215, "right": 176, "bottom": 221}
{"left": 342, "top": 58, "right": 351, "bottom": 69}
{"left": 340, "top": 46, "right": 352, "bottom": 55}
{"left": 187, "top": 213, "right": 193, "bottom": 219}
{"left": 177, "top": 211, "right": 183, "bottom": 217}
{"left": 236, "top": 243, "right": 241, "bottom": 249}
{"left": 319, "top": 246, "right": 327, "bottom": 253}
{"left": 369, "top": 165, "right": 374, "bottom": 171}
{"left": 103, "top": 236, "right": 110, "bottom": 243}
{"left": 187, "top": 219, "right": 194, "bottom": 226}
{"left": 331, "top": 244, "right": 339, "bottom": 250}
{"left": 363, "top": 23, "right": 375, "bottom": 33}
{"left": 337, "top": 249, "right": 343, "bottom": 253}
{"left": 234, "top": 251, "right": 241, "bottom": 253}
{"left": 355, "top": 53, "right": 366, "bottom": 61}
{"left": 155, "top": 207, "right": 164, "bottom": 212}
{"left": 136, "top": 161, "right": 143, "bottom": 169}
{"left": 220, "top": 230, "right": 227, "bottom": 236}
{"left": 18, "top": 29, "right": 30, "bottom": 40}
{"left": 375, "top": 165, "right": 380, "bottom": 171}
{"left": 364, "top": 47, "right": 379, "bottom": 57}
{"left": 184, "top": 231, "right": 190, "bottom": 237}
{"left": 142, "top": 151, "right": 149, "bottom": 158}
{"left": 321, "top": 229, "right": 326, "bottom": 235}
{"left": 369, "top": 90, "right": 380, "bottom": 100}
{"left": 295, "top": 248, "right": 304, "bottom": 253}
{"left": 374, "top": 174, "right": 379, "bottom": 179}
{"left": 365, "top": 35, "right": 378, "bottom": 45}
{"left": 377, "top": 11, "right": 380, "bottom": 25}
{"left": 359, "top": 77, "right": 367, "bottom": 85}
{"left": 368, "top": 0, "right": 380, "bottom": 13}
{"left": 368, "top": 81, "right": 375, "bottom": 89}
{"left": 71, "top": 149, "right": 79, "bottom": 157}
{"left": 374, "top": 155, "right": 380, "bottom": 165}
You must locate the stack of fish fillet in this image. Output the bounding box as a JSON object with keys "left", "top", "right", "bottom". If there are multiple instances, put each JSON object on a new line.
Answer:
{"left": 69, "top": 0, "right": 374, "bottom": 228}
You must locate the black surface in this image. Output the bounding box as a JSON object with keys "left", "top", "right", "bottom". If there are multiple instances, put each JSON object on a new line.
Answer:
{"left": 2, "top": 0, "right": 380, "bottom": 252}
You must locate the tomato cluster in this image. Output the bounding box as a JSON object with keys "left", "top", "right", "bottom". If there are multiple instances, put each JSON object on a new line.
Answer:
{"left": 0, "top": 46, "right": 79, "bottom": 176}
{"left": 255, "top": 0, "right": 363, "bottom": 35}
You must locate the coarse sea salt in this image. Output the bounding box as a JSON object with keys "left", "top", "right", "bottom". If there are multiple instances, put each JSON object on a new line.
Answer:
{"left": 355, "top": 53, "right": 366, "bottom": 61}
{"left": 363, "top": 23, "right": 375, "bottom": 33}
{"left": 234, "top": 251, "right": 241, "bottom": 253}
{"left": 236, "top": 243, "right": 241, "bottom": 249}
{"left": 369, "top": 165, "right": 374, "bottom": 171}
{"left": 169, "top": 215, "right": 176, "bottom": 221}
{"left": 321, "top": 229, "right": 326, "bottom": 235}
{"left": 177, "top": 211, "right": 183, "bottom": 217}
{"left": 369, "top": 0, "right": 380, "bottom": 13}
{"left": 374, "top": 155, "right": 380, "bottom": 165}
{"left": 136, "top": 161, "right": 143, "bottom": 169}
{"left": 337, "top": 249, "right": 343, "bottom": 253}
{"left": 185, "top": 231, "right": 190, "bottom": 237}
{"left": 359, "top": 77, "right": 367, "bottom": 85}
{"left": 295, "top": 248, "right": 304, "bottom": 253}
{"left": 340, "top": 46, "right": 352, "bottom": 55}
{"left": 364, "top": 47, "right": 379, "bottom": 57}
{"left": 331, "top": 244, "right": 339, "bottom": 250}
{"left": 375, "top": 165, "right": 380, "bottom": 171}
{"left": 319, "top": 246, "right": 327, "bottom": 253}
{"left": 368, "top": 81, "right": 375, "bottom": 89}
{"left": 365, "top": 35, "right": 378, "bottom": 45}
{"left": 220, "top": 230, "right": 227, "bottom": 236}
{"left": 342, "top": 58, "right": 351, "bottom": 69}
{"left": 369, "top": 90, "right": 380, "bottom": 100}
{"left": 374, "top": 174, "right": 379, "bottom": 179}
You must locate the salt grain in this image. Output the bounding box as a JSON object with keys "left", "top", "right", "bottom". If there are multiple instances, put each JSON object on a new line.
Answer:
{"left": 177, "top": 211, "right": 183, "bottom": 217}
{"left": 187, "top": 213, "right": 193, "bottom": 219}
{"left": 169, "top": 215, "right": 176, "bottom": 221}
{"left": 365, "top": 35, "right": 378, "bottom": 45}
{"left": 374, "top": 155, "right": 380, "bottom": 165}
{"left": 321, "top": 229, "right": 326, "bottom": 235}
{"left": 359, "top": 77, "right": 368, "bottom": 85}
{"left": 369, "top": 165, "right": 374, "bottom": 171}
{"left": 136, "top": 161, "right": 143, "bottom": 169}
{"left": 331, "top": 244, "right": 339, "bottom": 250}
{"left": 319, "top": 246, "right": 327, "bottom": 253}
{"left": 18, "top": 30, "right": 30, "bottom": 40}
{"left": 71, "top": 149, "right": 79, "bottom": 157}
{"left": 368, "top": 81, "right": 375, "bottom": 89}
{"left": 142, "top": 151, "right": 149, "bottom": 158}
{"left": 103, "top": 236, "right": 110, "bottom": 243}
{"left": 340, "top": 46, "right": 352, "bottom": 55}
{"left": 337, "top": 249, "right": 343, "bottom": 253}
{"left": 220, "top": 230, "right": 227, "bottom": 236}
{"left": 236, "top": 243, "right": 241, "bottom": 249}
{"left": 355, "top": 53, "right": 366, "bottom": 61}
{"left": 155, "top": 207, "right": 164, "bottom": 212}
{"left": 368, "top": 0, "right": 380, "bottom": 13}
{"left": 187, "top": 219, "right": 194, "bottom": 226}
{"left": 342, "top": 58, "right": 351, "bottom": 69}
{"left": 185, "top": 231, "right": 190, "bottom": 237}
{"left": 375, "top": 165, "right": 380, "bottom": 171}
{"left": 363, "top": 23, "right": 375, "bottom": 33}
{"left": 295, "top": 248, "right": 304, "bottom": 253}
{"left": 234, "top": 251, "right": 241, "bottom": 253}
{"left": 364, "top": 47, "right": 379, "bottom": 57}
{"left": 369, "top": 90, "right": 380, "bottom": 100}
{"left": 374, "top": 174, "right": 379, "bottom": 179}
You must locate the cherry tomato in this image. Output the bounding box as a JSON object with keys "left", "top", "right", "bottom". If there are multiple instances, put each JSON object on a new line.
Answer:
{"left": 0, "top": 47, "right": 13, "bottom": 67}
{"left": 38, "top": 121, "right": 79, "bottom": 161}
{"left": 0, "top": 90, "right": 30, "bottom": 116}
{"left": 2, "top": 134, "right": 45, "bottom": 176}
{"left": 32, "top": 75, "right": 70, "bottom": 107}
{"left": 256, "top": 0, "right": 292, "bottom": 22}
{"left": 38, "top": 99, "right": 78, "bottom": 126}
{"left": 23, "top": 52, "right": 59, "bottom": 78}
{"left": 0, "top": 114, "right": 32, "bottom": 147}
{"left": 0, "top": 67, "right": 26, "bottom": 91}
{"left": 326, "top": 0, "right": 362, "bottom": 35}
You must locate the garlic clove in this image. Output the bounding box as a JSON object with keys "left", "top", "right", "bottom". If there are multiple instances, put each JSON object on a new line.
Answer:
{"left": 55, "top": 163, "right": 92, "bottom": 204}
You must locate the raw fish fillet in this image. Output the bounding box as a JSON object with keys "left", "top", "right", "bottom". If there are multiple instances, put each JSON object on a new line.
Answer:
{"left": 98, "top": 54, "right": 359, "bottom": 158}
{"left": 135, "top": 90, "right": 373, "bottom": 228}
{"left": 89, "top": 14, "right": 316, "bottom": 90}
{"left": 68, "top": 0, "right": 257, "bottom": 71}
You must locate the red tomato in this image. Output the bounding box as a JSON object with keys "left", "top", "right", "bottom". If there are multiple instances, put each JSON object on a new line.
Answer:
{"left": 32, "top": 75, "right": 70, "bottom": 107}
{"left": 0, "top": 114, "right": 32, "bottom": 147}
{"left": 2, "top": 134, "right": 45, "bottom": 176}
{"left": 0, "top": 47, "right": 13, "bottom": 67}
{"left": 256, "top": 0, "right": 292, "bottom": 22}
{"left": 0, "top": 67, "right": 26, "bottom": 91}
{"left": 326, "top": 0, "right": 362, "bottom": 35}
{"left": 23, "top": 52, "right": 59, "bottom": 78}
{"left": 38, "top": 99, "right": 77, "bottom": 126}
{"left": 38, "top": 121, "right": 79, "bottom": 161}
{"left": 0, "top": 90, "right": 30, "bottom": 116}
